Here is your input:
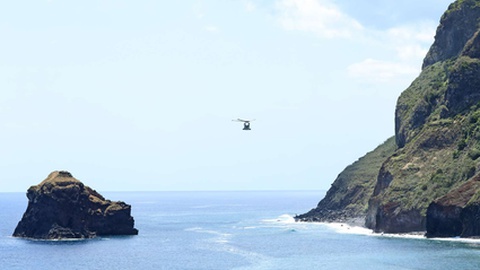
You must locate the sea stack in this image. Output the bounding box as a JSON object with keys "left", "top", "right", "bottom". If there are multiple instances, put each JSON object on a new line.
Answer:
{"left": 13, "top": 171, "right": 138, "bottom": 239}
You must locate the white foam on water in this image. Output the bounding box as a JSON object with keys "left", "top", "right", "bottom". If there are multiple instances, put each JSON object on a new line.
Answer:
{"left": 261, "top": 214, "right": 297, "bottom": 224}
{"left": 239, "top": 226, "right": 258, "bottom": 230}
{"left": 262, "top": 214, "right": 338, "bottom": 232}
{"left": 185, "top": 227, "right": 232, "bottom": 243}
{"left": 376, "top": 232, "right": 426, "bottom": 240}
{"left": 321, "top": 222, "right": 428, "bottom": 240}
{"left": 323, "top": 222, "right": 374, "bottom": 235}
{"left": 229, "top": 248, "right": 274, "bottom": 270}
{"left": 14, "top": 236, "right": 91, "bottom": 242}
{"left": 322, "top": 222, "right": 480, "bottom": 243}
{"left": 428, "top": 236, "right": 480, "bottom": 244}
{"left": 376, "top": 232, "right": 480, "bottom": 246}
{"left": 275, "top": 218, "right": 427, "bottom": 240}
{"left": 186, "top": 226, "right": 274, "bottom": 270}
{"left": 184, "top": 227, "right": 203, "bottom": 232}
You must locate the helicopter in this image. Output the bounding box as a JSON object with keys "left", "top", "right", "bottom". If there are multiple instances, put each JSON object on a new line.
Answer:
{"left": 232, "top": 118, "right": 255, "bottom": 130}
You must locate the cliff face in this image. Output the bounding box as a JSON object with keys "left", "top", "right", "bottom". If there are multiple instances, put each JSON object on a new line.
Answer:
{"left": 425, "top": 174, "right": 480, "bottom": 237}
{"left": 13, "top": 171, "right": 138, "bottom": 239}
{"left": 299, "top": 0, "right": 480, "bottom": 236}
{"left": 295, "top": 137, "right": 396, "bottom": 225}
{"left": 422, "top": 0, "right": 480, "bottom": 69}
{"left": 368, "top": 0, "right": 480, "bottom": 234}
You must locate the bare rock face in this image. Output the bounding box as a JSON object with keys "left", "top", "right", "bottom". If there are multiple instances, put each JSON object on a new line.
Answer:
{"left": 426, "top": 202, "right": 464, "bottom": 237}
{"left": 13, "top": 171, "right": 138, "bottom": 239}
{"left": 422, "top": 0, "right": 480, "bottom": 69}
{"left": 426, "top": 174, "right": 480, "bottom": 238}
{"left": 460, "top": 202, "right": 480, "bottom": 237}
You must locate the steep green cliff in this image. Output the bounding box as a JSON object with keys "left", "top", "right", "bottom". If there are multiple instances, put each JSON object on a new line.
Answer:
{"left": 299, "top": 0, "right": 480, "bottom": 235}
{"left": 368, "top": 0, "right": 480, "bottom": 233}
{"left": 296, "top": 137, "right": 396, "bottom": 225}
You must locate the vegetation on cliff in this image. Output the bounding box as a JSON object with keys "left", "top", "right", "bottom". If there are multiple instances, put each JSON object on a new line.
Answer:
{"left": 296, "top": 137, "right": 396, "bottom": 224}
{"left": 299, "top": 0, "right": 480, "bottom": 236}
{"left": 369, "top": 17, "right": 480, "bottom": 232}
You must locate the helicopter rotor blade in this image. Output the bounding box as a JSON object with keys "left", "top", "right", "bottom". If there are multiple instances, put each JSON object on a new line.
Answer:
{"left": 233, "top": 118, "right": 255, "bottom": 122}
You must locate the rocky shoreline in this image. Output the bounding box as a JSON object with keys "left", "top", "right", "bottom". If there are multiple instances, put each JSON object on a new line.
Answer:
{"left": 295, "top": 210, "right": 365, "bottom": 227}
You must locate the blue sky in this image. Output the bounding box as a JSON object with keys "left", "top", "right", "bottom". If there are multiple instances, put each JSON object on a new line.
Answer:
{"left": 0, "top": 0, "right": 453, "bottom": 192}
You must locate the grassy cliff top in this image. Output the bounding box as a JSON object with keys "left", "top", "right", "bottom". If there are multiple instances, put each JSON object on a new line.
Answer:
{"left": 38, "top": 171, "right": 80, "bottom": 185}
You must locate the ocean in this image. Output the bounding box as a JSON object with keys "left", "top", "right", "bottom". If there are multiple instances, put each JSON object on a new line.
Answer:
{"left": 1, "top": 191, "right": 480, "bottom": 270}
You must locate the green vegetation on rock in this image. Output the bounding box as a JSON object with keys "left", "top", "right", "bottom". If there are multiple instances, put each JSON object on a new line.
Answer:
{"left": 367, "top": 0, "right": 480, "bottom": 233}
{"left": 296, "top": 137, "right": 396, "bottom": 224}
{"left": 300, "top": 0, "right": 480, "bottom": 236}
{"left": 446, "top": 0, "right": 480, "bottom": 14}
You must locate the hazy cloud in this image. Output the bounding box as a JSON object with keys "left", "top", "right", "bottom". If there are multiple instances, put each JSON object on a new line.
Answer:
{"left": 387, "top": 23, "right": 436, "bottom": 62}
{"left": 347, "top": 58, "right": 419, "bottom": 83}
{"left": 275, "top": 0, "right": 438, "bottom": 85}
{"left": 275, "top": 0, "right": 363, "bottom": 39}
{"left": 245, "top": 1, "right": 256, "bottom": 12}
{"left": 349, "top": 22, "right": 437, "bottom": 84}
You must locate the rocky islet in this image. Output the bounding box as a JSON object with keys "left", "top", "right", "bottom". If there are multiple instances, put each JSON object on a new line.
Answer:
{"left": 13, "top": 171, "right": 138, "bottom": 240}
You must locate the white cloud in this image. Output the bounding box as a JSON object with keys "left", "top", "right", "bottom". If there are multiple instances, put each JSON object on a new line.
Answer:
{"left": 275, "top": 0, "right": 363, "bottom": 39}
{"left": 386, "top": 22, "right": 437, "bottom": 62}
{"left": 348, "top": 22, "right": 437, "bottom": 84}
{"left": 245, "top": 1, "right": 256, "bottom": 12}
{"left": 347, "top": 58, "right": 420, "bottom": 84}
{"left": 387, "top": 23, "right": 435, "bottom": 44}
{"left": 395, "top": 44, "right": 428, "bottom": 62}
{"left": 274, "top": 0, "right": 439, "bottom": 85}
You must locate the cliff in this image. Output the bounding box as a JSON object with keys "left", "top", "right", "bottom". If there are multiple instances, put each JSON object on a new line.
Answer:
{"left": 299, "top": 0, "right": 480, "bottom": 237}
{"left": 13, "top": 171, "right": 138, "bottom": 239}
{"left": 425, "top": 173, "right": 480, "bottom": 237}
{"left": 422, "top": 0, "right": 480, "bottom": 69}
{"left": 295, "top": 137, "right": 396, "bottom": 225}
{"left": 368, "top": 0, "right": 480, "bottom": 234}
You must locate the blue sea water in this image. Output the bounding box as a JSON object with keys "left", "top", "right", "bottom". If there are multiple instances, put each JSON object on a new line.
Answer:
{"left": 1, "top": 191, "right": 480, "bottom": 270}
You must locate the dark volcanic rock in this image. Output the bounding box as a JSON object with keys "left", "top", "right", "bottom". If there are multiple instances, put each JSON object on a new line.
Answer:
{"left": 13, "top": 171, "right": 138, "bottom": 239}
{"left": 426, "top": 174, "right": 480, "bottom": 238}
{"left": 460, "top": 202, "right": 480, "bottom": 237}
{"left": 426, "top": 202, "right": 463, "bottom": 237}
{"left": 374, "top": 205, "right": 425, "bottom": 234}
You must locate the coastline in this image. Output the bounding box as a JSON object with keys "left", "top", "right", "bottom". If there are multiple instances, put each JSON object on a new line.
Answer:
{"left": 292, "top": 217, "right": 480, "bottom": 244}
{"left": 322, "top": 221, "right": 480, "bottom": 244}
